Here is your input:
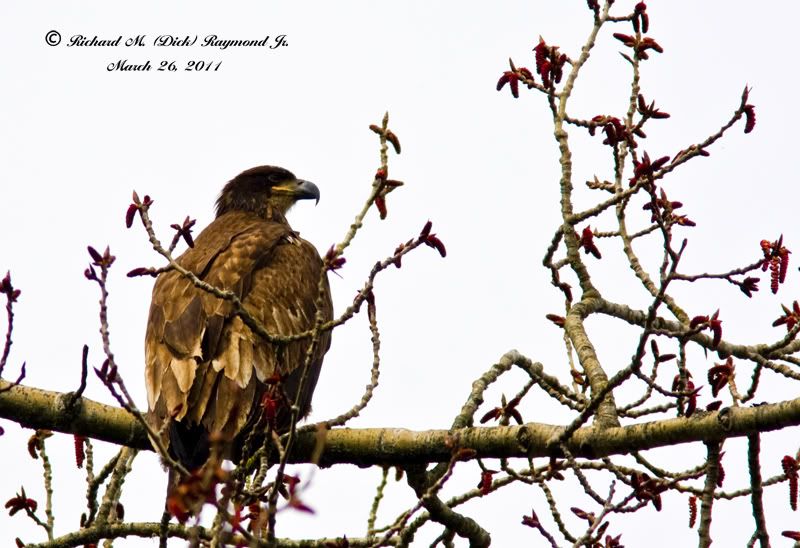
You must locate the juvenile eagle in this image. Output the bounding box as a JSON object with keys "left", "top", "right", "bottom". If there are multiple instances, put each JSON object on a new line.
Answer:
{"left": 144, "top": 166, "right": 333, "bottom": 469}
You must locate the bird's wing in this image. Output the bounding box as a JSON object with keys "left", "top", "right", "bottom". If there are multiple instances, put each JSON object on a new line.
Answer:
{"left": 145, "top": 210, "right": 332, "bottom": 453}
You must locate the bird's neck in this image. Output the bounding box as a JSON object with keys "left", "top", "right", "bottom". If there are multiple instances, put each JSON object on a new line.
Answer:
{"left": 216, "top": 202, "right": 289, "bottom": 225}
{"left": 264, "top": 203, "right": 289, "bottom": 225}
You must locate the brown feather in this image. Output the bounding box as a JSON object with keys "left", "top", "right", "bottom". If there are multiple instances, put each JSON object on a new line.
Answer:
{"left": 145, "top": 203, "right": 332, "bottom": 468}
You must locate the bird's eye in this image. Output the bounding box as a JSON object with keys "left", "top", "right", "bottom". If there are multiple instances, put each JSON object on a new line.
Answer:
{"left": 268, "top": 173, "right": 281, "bottom": 183}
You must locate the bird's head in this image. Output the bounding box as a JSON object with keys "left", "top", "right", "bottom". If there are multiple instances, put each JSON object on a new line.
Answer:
{"left": 215, "top": 165, "right": 320, "bottom": 218}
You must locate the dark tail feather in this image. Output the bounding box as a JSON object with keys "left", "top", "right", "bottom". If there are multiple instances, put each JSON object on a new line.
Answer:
{"left": 168, "top": 421, "right": 210, "bottom": 470}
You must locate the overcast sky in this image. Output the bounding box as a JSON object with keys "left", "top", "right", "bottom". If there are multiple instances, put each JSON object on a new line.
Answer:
{"left": 2, "top": 1, "right": 800, "bottom": 546}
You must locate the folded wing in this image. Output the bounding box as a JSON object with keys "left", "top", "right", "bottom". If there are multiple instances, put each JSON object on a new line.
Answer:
{"left": 145, "top": 210, "right": 332, "bottom": 463}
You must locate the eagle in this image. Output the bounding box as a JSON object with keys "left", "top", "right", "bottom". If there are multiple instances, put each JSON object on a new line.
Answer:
{"left": 144, "top": 165, "right": 333, "bottom": 470}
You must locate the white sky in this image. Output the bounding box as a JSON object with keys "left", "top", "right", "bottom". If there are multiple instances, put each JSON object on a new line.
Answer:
{"left": 1, "top": 1, "right": 800, "bottom": 546}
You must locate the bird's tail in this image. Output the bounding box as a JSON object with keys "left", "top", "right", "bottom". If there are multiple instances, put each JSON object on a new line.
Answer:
{"left": 168, "top": 420, "right": 210, "bottom": 470}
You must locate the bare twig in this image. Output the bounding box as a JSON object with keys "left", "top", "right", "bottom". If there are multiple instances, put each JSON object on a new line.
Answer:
{"left": 698, "top": 442, "right": 722, "bottom": 548}
{"left": 747, "top": 434, "right": 770, "bottom": 548}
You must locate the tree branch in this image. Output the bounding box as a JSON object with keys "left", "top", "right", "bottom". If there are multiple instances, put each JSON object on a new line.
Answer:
{"left": 5, "top": 379, "right": 800, "bottom": 466}
{"left": 23, "top": 521, "right": 387, "bottom": 548}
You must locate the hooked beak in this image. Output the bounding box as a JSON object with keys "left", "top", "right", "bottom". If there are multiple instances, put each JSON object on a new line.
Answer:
{"left": 272, "top": 178, "right": 320, "bottom": 205}
{"left": 293, "top": 179, "right": 320, "bottom": 205}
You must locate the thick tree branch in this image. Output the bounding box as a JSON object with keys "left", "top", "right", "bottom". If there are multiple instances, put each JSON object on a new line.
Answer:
{"left": 0, "top": 381, "right": 146, "bottom": 448}
{"left": 23, "top": 521, "right": 387, "bottom": 548}
{"left": 4, "top": 379, "right": 800, "bottom": 466}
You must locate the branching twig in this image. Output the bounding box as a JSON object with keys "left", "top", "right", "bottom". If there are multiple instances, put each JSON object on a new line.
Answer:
{"left": 747, "top": 434, "right": 770, "bottom": 548}
{"left": 698, "top": 442, "right": 721, "bottom": 548}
